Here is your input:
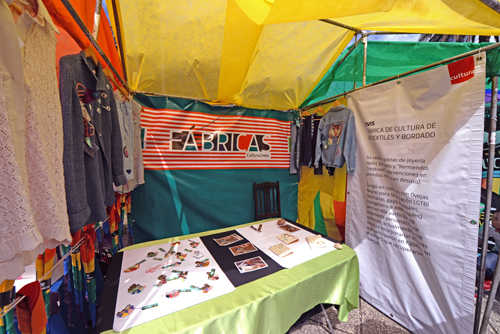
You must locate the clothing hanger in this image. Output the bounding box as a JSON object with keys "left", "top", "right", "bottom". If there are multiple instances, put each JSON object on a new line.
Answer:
{"left": 103, "top": 67, "right": 130, "bottom": 102}
{"left": 84, "top": 46, "right": 99, "bottom": 66}
{"left": 300, "top": 109, "right": 311, "bottom": 118}
{"left": 312, "top": 106, "right": 324, "bottom": 116}
{"left": 332, "top": 99, "right": 341, "bottom": 107}
{"left": 9, "top": 3, "right": 23, "bottom": 15}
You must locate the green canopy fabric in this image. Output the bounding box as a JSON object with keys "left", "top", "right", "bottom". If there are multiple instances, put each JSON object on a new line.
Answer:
{"left": 302, "top": 41, "right": 500, "bottom": 108}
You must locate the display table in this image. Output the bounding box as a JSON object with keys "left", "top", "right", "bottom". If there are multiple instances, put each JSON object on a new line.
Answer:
{"left": 96, "top": 219, "right": 359, "bottom": 334}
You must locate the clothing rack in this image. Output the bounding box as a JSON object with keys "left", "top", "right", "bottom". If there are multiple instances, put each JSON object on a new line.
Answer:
{"left": 0, "top": 222, "right": 104, "bottom": 319}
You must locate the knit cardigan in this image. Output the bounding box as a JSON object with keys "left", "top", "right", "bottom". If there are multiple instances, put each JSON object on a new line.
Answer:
{"left": 59, "top": 52, "right": 127, "bottom": 233}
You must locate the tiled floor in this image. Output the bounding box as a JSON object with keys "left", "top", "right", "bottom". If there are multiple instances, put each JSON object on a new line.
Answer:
{"left": 288, "top": 287, "right": 500, "bottom": 334}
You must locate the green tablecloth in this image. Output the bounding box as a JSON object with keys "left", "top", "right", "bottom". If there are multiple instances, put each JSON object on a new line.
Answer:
{"left": 101, "top": 219, "right": 359, "bottom": 334}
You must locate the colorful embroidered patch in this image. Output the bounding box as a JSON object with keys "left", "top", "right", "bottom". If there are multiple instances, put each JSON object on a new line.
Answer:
{"left": 195, "top": 259, "right": 209, "bottom": 267}
{"left": 188, "top": 240, "right": 200, "bottom": 248}
{"left": 184, "top": 248, "right": 192, "bottom": 252}
{"left": 154, "top": 275, "right": 168, "bottom": 287}
{"left": 201, "top": 284, "right": 213, "bottom": 293}
{"left": 165, "top": 290, "right": 180, "bottom": 298}
{"left": 141, "top": 303, "right": 158, "bottom": 310}
{"left": 116, "top": 304, "right": 134, "bottom": 318}
{"left": 162, "top": 262, "right": 181, "bottom": 269}
{"left": 153, "top": 257, "right": 163, "bottom": 261}
{"left": 207, "top": 269, "right": 219, "bottom": 281}
{"left": 127, "top": 284, "right": 146, "bottom": 295}
{"left": 147, "top": 252, "right": 158, "bottom": 258}
{"left": 124, "top": 260, "right": 146, "bottom": 273}
{"left": 171, "top": 270, "right": 188, "bottom": 281}
{"left": 175, "top": 252, "right": 187, "bottom": 261}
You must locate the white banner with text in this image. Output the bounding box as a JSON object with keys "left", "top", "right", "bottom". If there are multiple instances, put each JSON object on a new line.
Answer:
{"left": 346, "top": 53, "right": 485, "bottom": 334}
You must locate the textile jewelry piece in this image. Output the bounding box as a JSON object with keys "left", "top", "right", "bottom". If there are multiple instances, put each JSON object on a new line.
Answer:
{"left": 36, "top": 248, "right": 57, "bottom": 319}
{"left": 195, "top": 259, "right": 209, "bottom": 267}
{"left": 115, "top": 303, "right": 158, "bottom": 318}
{"left": 127, "top": 284, "right": 146, "bottom": 295}
{"left": 175, "top": 252, "right": 187, "bottom": 261}
{"left": 164, "top": 288, "right": 192, "bottom": 299}
{"left": 154, "top": 275, "right": 168, "bottom": 287}
{"left": 207, "top": 269, "right": 219, "bottom": 281}
{"left": 188, "top": 240, "right": 200, "bottom": 248}
{"left": 124, "top": 260, "right": 146, "bottom": 273}
{"left": 116, "top": 304, "right": 134, "bottom": 318}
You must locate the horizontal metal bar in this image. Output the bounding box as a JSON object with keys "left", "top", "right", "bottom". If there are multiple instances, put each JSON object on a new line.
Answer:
{"left": 131, "top": 90, "right": 213, "bottom": 102}
{"left": 319, "top": 19, "right": 361, "bottom": 32}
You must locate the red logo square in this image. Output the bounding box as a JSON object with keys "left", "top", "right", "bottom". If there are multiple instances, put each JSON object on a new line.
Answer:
{"left": 447, "top": 56, "right": 475, "bottom": 85}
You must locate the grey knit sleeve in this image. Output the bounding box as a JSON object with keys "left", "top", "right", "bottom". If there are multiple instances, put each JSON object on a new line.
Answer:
{"left": 59, "top": 60, "right": 91, "bottom": 230}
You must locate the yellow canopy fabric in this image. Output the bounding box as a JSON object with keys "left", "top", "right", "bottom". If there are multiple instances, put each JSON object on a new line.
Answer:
{"left": 112, "top": 0, "right": 500, "bottom": 110}
{"left": 234, "top": 0, "right": 500, "bottom": 34}
{"left": 113, "top": 0, "right": 353, "bottom": 110}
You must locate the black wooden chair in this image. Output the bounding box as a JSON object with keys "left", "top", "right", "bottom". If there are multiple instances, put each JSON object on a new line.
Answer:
{"left": 253, "top": 181, "right": 281, "bottom": 221}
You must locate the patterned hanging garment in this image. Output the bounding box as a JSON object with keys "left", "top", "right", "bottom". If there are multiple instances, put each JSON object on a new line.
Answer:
{"left": 60, "top": 244, "right": 74, "bottom": 328}
{"left": 106, "top": 202, "right": 119, "bottom": 255}
{"left": 36, "top": 247, "right": 57, "bottom": 333}
{"left": 125, "top": 193, "right": 133, "bottom": 246}
{"left": 70, "top": 231, "right": 84, "bottom": 323}
{"left": 118, "top": 195, "right": 125, "bottom": 250}
{"left": 0, "top": 280, "right": 15, "bottom": 334}
{"left": 81, "top": 225, "right": 97, "bottom": 327}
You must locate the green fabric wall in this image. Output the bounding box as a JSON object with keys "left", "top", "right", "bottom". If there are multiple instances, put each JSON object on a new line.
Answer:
{"left": 131, "top": 95, "right": 298, "bottom": 243}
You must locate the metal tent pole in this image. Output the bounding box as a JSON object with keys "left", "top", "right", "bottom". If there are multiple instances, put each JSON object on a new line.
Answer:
{"left": 362, "top": 34, "right": 367, "bottom": 86}
{"left": 92, "top": 0, "right": 102, "bottom": 40}
{"left": 110, "top": 0, "right": 128, "bottom": 84}
{"left": 478, "top": 76, "right": 499, "bottom": 334}
{"left": 59, "top": 0, "right": 129, "bottom": 91}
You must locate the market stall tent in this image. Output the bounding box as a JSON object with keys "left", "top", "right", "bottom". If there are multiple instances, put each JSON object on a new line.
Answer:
{"left": 104, "top": 0, "right": 500, "bottom": 110}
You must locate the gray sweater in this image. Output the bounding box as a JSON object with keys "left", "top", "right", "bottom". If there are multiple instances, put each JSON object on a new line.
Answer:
{"left": 59, "top": 52, "right": 127, "bottom": 233}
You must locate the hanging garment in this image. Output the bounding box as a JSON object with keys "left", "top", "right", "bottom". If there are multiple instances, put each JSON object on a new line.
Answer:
{"left": 289, "top": 121, "right": 299, "bottom": 175}
{"left": 59, "top": 52, "right": 127, "bottom": 233}
{"left": 299, "top": 114, "right": 323, "bottom": 173}
{"left": 311, "top": 115, "right": 323, "bottom": 175}
{"left": 16, "top": 281, "right": 48, "bottom": 334}
{"left": 15, "top": 0, "right": 72, "bottom": 251}
{"left": 0, "top": 0, "right": 43, "bottom": 285}
{"left": 116, "top": 100, "right": 144, "bottom": 194}
{"left": 114, "top": 91, "right": 134, "bottom": 181}
{"left": 299, "top": 115, "right": 313, "bottom": 166}
{"left": 314, "top": 105, "right": 356, "bottom": 174}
